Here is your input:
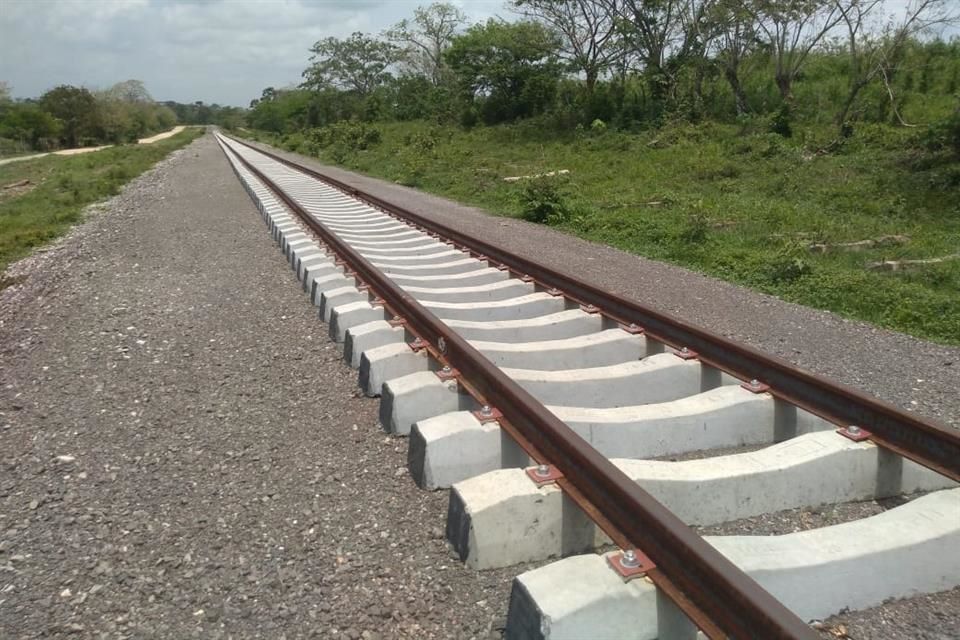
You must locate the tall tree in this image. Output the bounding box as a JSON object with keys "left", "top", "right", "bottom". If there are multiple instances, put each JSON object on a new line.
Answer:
{"left": 302, "top": 32, "right": 399, "bottom": 96}
{"left": 748, "top": 0, "right": 842, "bottom": 100}
{"left": 601, "top": 0, "right": 716, "bottom": 102}
{"left": 711, "top": 0, "right": 760, "bottom": 115}
{"left": 832, "top": 0, "right": 957, "bottom": 128}
{"left": 386, "top": 2, "right": 468, "bottom": 85}
{"left": 603, "top": 0, "right": 679, "bottom": 98}
{"left": 512, "top": 0, "right": 624, "bottom": 93}
{"left": 39, "top": 85, "right": 101, "bottom": 147}
{"left": 103, "top": 79, "right": 152, "bottom": 103}
{"left": 446, "top": 19, "right": 562, "bottom": 123}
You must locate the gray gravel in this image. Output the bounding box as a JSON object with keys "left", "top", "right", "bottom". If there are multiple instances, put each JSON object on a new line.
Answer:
{"left": 0, "top": 132, "right": 514, "bottom": 639}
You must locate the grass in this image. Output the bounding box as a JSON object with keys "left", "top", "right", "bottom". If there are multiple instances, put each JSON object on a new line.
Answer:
{"left": 0, "top": 127, "right": 203, "bottom": 280}
{"left": 239, "top": 120, "right": 960, "bottom": 345}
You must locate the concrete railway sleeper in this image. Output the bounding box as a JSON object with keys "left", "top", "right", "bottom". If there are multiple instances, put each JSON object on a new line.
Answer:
{"left": 215, "top": 133, "right": 959, "bottom": 639}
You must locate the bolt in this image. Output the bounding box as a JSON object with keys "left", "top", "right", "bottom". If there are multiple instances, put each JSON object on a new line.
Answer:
{"left": 480, "top": 405, "right": 492, "bottom": 416}
{"left": 621, "top": 549, "right": 639, "bottom": 568}
{"left": 441, "top": 366, "right": 451, "bottom": 375}
{"left": 629, "top": 323, "right": 639, "bottom": 330}
{"left": 535, "top": 464, "right": 550, "bottom": 477}
{"left": 681, "top": 347, "right": 689, "bottom": 354}
{"left": 392, "top": 316, "right": 401, "bottom": 323}
{"left": 750, "top": 378, "right": 760, "bottom": 387}
{"left": 847, "top": 425, "right": 861, "bottom": 436}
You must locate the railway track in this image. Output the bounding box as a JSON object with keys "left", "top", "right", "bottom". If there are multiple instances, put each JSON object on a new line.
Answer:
{"left": 213, "top": 132, "right": 960, "bottom": 639}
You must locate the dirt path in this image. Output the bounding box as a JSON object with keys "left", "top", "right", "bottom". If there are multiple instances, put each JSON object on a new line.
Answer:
{"left": 136, "top": 125, "right": 186, "bottom": 144}
{"left": 0, "top": 127, "right": 189, "bottom": 167}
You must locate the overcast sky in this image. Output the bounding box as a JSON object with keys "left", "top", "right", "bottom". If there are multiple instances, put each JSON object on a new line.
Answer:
{"left": 0, "top": 0, "right": 503, "bottom": 106}
{"left": 1, "top": 0, "right": 956, "bottom": 107}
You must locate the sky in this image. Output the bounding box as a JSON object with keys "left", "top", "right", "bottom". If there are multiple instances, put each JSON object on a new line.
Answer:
{"left": 1, "top": 0, "right": 956, "bottom": 108}
{"left": 0, "top": 0, "right": 503, "bottom": 107}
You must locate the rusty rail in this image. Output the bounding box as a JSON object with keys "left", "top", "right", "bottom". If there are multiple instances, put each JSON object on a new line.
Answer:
{"left": 219, "top": 136, "right": 818, "bottom": 639}
{"left": 227, "top": 134, "right": 960, "bottom": 484}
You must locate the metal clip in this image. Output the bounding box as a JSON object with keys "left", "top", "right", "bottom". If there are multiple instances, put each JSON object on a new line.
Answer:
{"left": 525, "top": 464, "right": 564, "bottom": 487}
{"left": 607, "top": 549, "right": 656, "bottom": 582}
{"left": 619, "top": 323, "right": 645, "bottom": 335}
{"left": 435, "top": 366, "right": 460, "bottom": 381}
{"left": 740, "top": 378, "right": 770, "bottom": 394}
{"left": 837, "top": 425, "right": 872, "bottom": 442}
{"left": 472, "top": 405, "right": 503, "bottom": 424}
{"left": 674, "top": 347, "right": 699, "bottom": 360}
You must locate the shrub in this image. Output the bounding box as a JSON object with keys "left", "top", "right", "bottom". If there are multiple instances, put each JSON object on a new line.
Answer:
{"left": 309, "top": 121, "right": 382, "bottom": 153}
{"left": 769, "top": 103, "right": 793, "bottom": 138}
{"left": 516, "top": 175, "right": 572, "bottom": 225}
{"left": 678, "top": 212, "right": 709, "bottom": 244}
{"left": 921, "top": 104, "right": 960, "bottom": 157}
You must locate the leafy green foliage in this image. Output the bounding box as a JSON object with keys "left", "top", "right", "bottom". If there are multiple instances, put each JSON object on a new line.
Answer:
{"left": 516, "top": 175, "right": 572, "bottom": 224}
{"left": 303, "top": 32, "right": 399, "bottom": 96}
{"left": 39, "top": 85, "right": 101, "bottom": 147}
{"left": 249, "top": 116, "right": 960, "bottom": 344}
{"left": 445, "top": 19, "right": 563, "bottom": 124}
{"left": 1, "top": 80, "right": 189, "bottom": 155}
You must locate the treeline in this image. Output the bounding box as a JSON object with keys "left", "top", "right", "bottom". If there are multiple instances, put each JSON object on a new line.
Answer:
{"left": 0, "top": 80, "right": 176, "bottom": 153}
{"left": 247, "top": 0, "right": 959, "bottom": 138}
{"left": 0, "top": 80, "right": 243, "bottom": 155}
{"left": 160, "top": 101, "right": 245, "bottom": 130}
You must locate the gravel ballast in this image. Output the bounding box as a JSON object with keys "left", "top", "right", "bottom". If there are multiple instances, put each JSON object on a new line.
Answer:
{"left": 0, "top": 133, "right": 513, "bottom": 639}
{"left": 1, "top": 130, "right": 956, "bottom": 638}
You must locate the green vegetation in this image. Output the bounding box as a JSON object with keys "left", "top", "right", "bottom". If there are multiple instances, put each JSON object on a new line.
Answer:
{"left": 0, "top": 127, "right": 203, "bottom": 280}
{"left": 241, "top": 1, "right": 959, "bottom": 343}
{"left": 0, "top": 80, "right": 242, "bottom": 156}
{"left": 241, "top": 108, "right": 960, "bottom": 343}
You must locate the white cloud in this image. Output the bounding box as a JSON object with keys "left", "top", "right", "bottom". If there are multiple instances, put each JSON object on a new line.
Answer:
{"left": 0, "top": 0, "right": 502, "bottom": 105}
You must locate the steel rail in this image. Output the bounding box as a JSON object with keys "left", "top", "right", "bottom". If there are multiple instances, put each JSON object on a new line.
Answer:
{"left": 226, "top": 134, "right": 960, "bottom": 483}
{"left": 218, "top": 137, "right": 818, "bottom": 639}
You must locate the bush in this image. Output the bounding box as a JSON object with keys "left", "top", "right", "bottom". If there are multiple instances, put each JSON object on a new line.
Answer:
{"left": 921, "top": 104, "right": 960, "bottom": 157}
{"left": 769, "top": 103, "right": 793, "bottom": 138}
{"left": 516, "top": 175, "right": 572, "bottom": 225}
{"left": 309, "top": 121, "right": 382, "bottom": 153}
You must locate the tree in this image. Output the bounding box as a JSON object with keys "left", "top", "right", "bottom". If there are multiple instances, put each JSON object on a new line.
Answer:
{"left": 104, "top": 79, "right": 152, "bottom": 103}
{"left": 832, "top": 0, "right": 957, "bottom": 129}
{"left": 600, "top": 0, "right": 679, "bottom": 99}
{"left": 446, "top": 19, "right": 563, "bottom": 123}
{"left": 748, "top": 0, "right": 842, "bottom": 100}
{"left": 0, "top": 102, "right": 62, "bottom": 150}
{"left": 302, "top": 32, "right": 399, "bottom": 96}
{"left": 512, "top": 0, "right": 624, "bottom": 94}
{"left": 711, "top": 0, "right": 760, "bottom": 115}
{"left": 386, "top": 2, "right": 468, "bottom": 86}
{"left": 39, "top": 85, "right": 101, "bottom": 147}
